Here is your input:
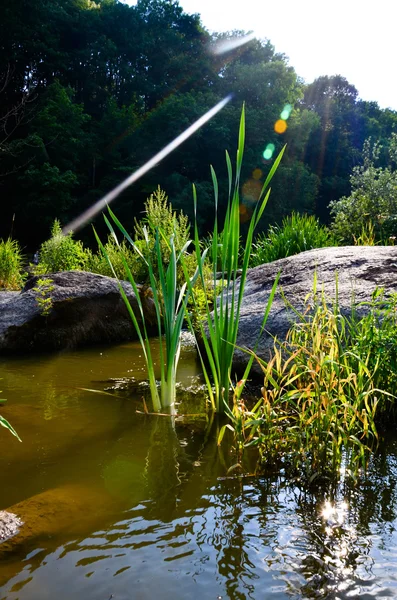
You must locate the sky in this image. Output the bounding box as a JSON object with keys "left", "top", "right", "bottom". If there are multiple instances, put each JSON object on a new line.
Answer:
{"left": 128, "top": 0, "right": 397, "bottom": 110}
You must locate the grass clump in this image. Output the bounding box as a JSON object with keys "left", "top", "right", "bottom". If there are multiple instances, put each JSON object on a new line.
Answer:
{"left": 227, "top": 283, "right": 396, "bottom": 481}
{"left": 250, "top": 212, "right": 336, "bottom": 267}
{"left": 0, "top": 238, "right": 26, "bottom": 290}
{"left": 85, "top": 235, "right": 143, "bottom": 281}
{"left": 34, "top": 219, "right": 88, "bottom": 274}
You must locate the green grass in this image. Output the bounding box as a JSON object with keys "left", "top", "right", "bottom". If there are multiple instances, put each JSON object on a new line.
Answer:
{"left": 250, "top": 212, "right": 336, "bottom": 266}
{"left": 225, "top": 281, "right": 397, "bottom": 481}
{"left": 34, "top": 219, "right": 88, "bottom": 274}
{"left": 0, "top": 238, "right": 26, "bottom": 290}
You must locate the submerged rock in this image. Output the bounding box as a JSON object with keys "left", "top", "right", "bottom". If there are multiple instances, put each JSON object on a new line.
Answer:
{"left": 0, "top": 484, "right": 113, "bottom": 555}
{"left": 232, "top": 246, "right": 397, "bottom": 375}
{"left": 0, "top": 271, "right": 156, "bottom": 353}
{"left": 0, "top": 511, "right": 23, "bottom": 542}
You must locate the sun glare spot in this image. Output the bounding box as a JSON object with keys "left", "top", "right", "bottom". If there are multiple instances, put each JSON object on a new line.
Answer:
{"left": 274, "top": 119, "right": 287, "bottom": 134}
{"left": 321, "top": 500, "right": 349, "bottom": 526}
{"left": 242, "top": 179, "right": 262, "bottom": 203}
{"left": 263, "top": 143, "right": 275, "bottom": 160}
{"left": 280, "top": 104, "right": 292, "bottom": 120}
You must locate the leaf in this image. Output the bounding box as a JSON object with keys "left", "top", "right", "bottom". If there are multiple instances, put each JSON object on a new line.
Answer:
{"left": 0, "top": 415, "right": 22, "bottom": 442}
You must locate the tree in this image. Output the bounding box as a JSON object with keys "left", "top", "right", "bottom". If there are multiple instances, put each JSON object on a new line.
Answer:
{"left": 330, "top": 134, "right": 397, "bottom": 243}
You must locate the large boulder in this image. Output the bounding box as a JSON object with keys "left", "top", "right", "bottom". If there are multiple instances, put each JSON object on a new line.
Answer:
{"left": 232, "top": 246, "right": 397, "bottom": 375}
{"left": 0, "top": 271, "right": 156, "bottom": 353}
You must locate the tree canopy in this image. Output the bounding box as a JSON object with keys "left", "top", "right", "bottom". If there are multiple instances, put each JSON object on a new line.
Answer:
{"left": 0, "top": 0, "right": 396, "bottom": 248}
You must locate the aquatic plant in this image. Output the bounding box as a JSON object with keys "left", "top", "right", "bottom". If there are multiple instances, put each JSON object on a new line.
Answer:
{"left": 0, "top": 238, "right": 26, "bottom": 290}
{"left": 0, "top": 386, "right": 21, "bottom": 442}
{"left": 95, "top": 209, "right": 194, "bottom": 414}
{"left": 229, "top": 283, "right": 396, "bottom": 480}
{"left": 250, "top": 212, "right": 336, "bottom": 267}
{"left": 184, "top": 105, "right": 284, "bottom": 413}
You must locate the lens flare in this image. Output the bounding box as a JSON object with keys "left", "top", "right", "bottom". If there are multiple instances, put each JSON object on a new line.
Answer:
{"left": 274, "top": 119, "right": 287, "bottom": 134}
{"left": 242, "top": 178, "right": 262, "bottom": 203}
{"left": 263, "top": 143, "right": 275, "bottom": 160}
{"left": 252, "top": 168, "right": 262, "bottom": 180}
{"left": 211, "top": 32, "right": 256, "bottom": 56}
{"left": 280, "top": 104, "right": 292, "bottom": 120}
{"left": 63, "top": 95, "right": 233, "bottom": 234}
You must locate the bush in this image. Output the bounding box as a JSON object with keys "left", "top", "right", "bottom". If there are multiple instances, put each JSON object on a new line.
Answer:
{"left": 0, "top": 238, "right": 26, "bottom": 290}
{"left": 85, "top": 236, "right": 146, "bottom": 281}
{"left": 330, "top": 134, "right": 397, "bottom": 244}
{"left": 34, "top": 219, "right": 88, "bottom": 274}
{"left": 250, "top": 212, "right": 336, "bottom": 266}
{"left": 133, "top": 186, "right": 191, "bottom": 283}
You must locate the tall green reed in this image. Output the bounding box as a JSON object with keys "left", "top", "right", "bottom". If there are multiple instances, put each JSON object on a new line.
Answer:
{"left": 184, "top": 105, "right": 284, "bottom": 413}
{"left": 95, "top": 208, "right": 194, "bottom": 414}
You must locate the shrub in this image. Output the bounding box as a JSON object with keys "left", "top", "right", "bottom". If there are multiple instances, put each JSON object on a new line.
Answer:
{"left": 133, "top": 186, "right": 191, "bottom": 283}
{"left": 330, "top": 134, "right": 397, "bottom": 244}
{"left": 85, "top": 235, "right": 146, "bottom": 281}
{"left": 250, "top": 212, "right": 336, "bottom": 266}
{"left": 0, "top": 238, "right": 26, "bottom": 290}
{"left": 34, "top": 219, "right": 88, "bottom": 274}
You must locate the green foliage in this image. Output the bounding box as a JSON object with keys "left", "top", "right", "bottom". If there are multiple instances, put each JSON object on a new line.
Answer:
{"left": 133, "top": 186, "right": 191, "bottom": 284}
{"left": 95, "top": 205, "right": 195, "bottom": 414}
{"left": 330, "top": 134, "right": 397, "bottom": 243}
{"left": 226, "top": 284, "right": 397, "bottom": 481}
{"left": 32, "top": 278, "right": 55, "bottom": 317}
{"left": 85, "top": 235, "right": 145, "bottom": 281}
{"left": 250, "top": 212, "right": 336, "bottom": 266}
{"left": 184, "top": 106, "right": 283, "bottom": 413}
{"left": 1, "top": 1, "right": 397, "bottom": 249}
{"left": 35, "top": 220, "right": 88, "bottom": 274}
{"left": 349, "top": 288, "right": 397, "bottom": 415}
{"left": 0, "top": 238, "right": 26, "bottom": 290}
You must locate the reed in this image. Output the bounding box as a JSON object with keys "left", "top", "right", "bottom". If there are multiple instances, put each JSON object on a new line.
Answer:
{"left": 95, "top": 208, "right": 194, "bottom": 414}
{"left": 184, "top": 105, "right": 284, "bottom": 413}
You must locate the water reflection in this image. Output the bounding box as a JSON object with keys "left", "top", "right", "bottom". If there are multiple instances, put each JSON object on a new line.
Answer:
{"left": 3, "top": 348, "right": 397, "bottom": 598}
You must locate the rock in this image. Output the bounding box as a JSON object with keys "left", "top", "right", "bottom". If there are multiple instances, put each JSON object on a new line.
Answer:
{"left": 0, "top": 271, "right": 157, "bottom": 353}
{"left": 0, "top": 511, "right": 23, "bottom": 542}
{"left": 0, "top": 484, "right": 115, "bottom": 555}
{"left": 232, "top": 246, "right": 397, "bottom": 376}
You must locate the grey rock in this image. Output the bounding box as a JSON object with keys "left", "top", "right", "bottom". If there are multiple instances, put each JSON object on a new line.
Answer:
{"left": 0, "top": 511, "right": 23, "bottom": 543}
{"left": 232, "top": 246, "right": 397, "bottom": 376}
{"left": 0, "top": 271, "right": 156, "bottom": 353}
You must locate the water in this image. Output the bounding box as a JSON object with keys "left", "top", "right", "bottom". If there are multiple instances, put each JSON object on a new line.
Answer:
{"left": 1, "top": 343, "right": 397, "bottom": 599}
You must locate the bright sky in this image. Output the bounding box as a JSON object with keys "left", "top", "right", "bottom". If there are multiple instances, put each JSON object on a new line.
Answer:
{"left": 128, "top": 0, "right": 397, "bottom": 111}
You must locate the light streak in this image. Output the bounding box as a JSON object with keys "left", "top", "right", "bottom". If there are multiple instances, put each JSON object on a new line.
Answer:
{"left": 211, "top": 32, "right": 256, "bottom": 56}
{"left": 63, "top": 95, "right": 233, "bottom": 234}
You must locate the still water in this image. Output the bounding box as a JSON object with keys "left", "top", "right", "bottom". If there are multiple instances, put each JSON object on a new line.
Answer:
{"left": 1, "top": 342, "right": 397, "bottom": 599}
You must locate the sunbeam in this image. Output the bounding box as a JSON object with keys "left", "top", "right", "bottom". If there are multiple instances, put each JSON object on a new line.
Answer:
{"left": 63, "top": 95, "right": 233, "bottom": 234}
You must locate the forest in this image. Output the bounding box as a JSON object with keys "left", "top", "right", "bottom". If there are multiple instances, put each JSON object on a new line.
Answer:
{"left": 1, "top": 0, "right": 397, "bottom": 250}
